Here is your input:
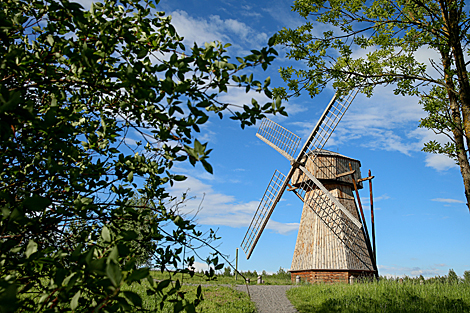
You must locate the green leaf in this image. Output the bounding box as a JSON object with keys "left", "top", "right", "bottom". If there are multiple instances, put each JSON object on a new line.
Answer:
{"left": 128, "top": 268, "right": 150, "bottom": 283}
{"left": 156, "top": 279, "right": 171, "bottom": 291}
{"left": 101, "top": 226, "right": 111, "bottom": 242}
{"left": 106, "top": 262, "right": 122, "bottom": 287}
{"left": 25, "top": 240, "right": 37, "bottom": 259}
{"left": 71, "top": 290, "right": 81, "bottom": 311}
{"left": 127, "top": 171, "right": 134, "bottom": 182}
{"left": 268, "top": 34, "right": 277, "bottom": 46}
{"left": 46, "top": 34, "right": 54, "bottom": 46}
{"left": 184, "top": 303, "right": 196, "bottom": 313}
{"left": 23, "top": 196, "right": 51, "bottom": 212}
{"left": 123, "top": 291, "right": 143, "bottom": 306}
{"left": 201, "top": 160, "right": 213, "bottom": 174}
{"left": 173, "top": 175, "right": 186, "bottom": 181}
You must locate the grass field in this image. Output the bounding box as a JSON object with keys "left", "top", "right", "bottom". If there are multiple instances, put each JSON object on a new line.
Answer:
{"left": 286, "top": 280, "right": 470, "bottom": 313}
{"left": 124, "top": 282, "right": 255, "bottom": 312}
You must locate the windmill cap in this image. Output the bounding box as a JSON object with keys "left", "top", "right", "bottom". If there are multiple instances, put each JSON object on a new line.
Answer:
{"left": 307, "top": 148, "right": 362, "bottom": 165}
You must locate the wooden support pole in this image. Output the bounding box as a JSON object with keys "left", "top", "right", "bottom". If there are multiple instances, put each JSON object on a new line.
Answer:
{"left": 348, "top": 163, "right": 378, "bottom": 278}
{"left": 235, "top": 248, "right": 238, "bottom": 281}
{"left": 369, "top": 169, "right": 377, "bottom": 274}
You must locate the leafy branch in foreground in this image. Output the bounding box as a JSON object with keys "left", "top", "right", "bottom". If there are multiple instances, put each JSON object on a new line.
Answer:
{"left": 0, "top": 0, "right": 284, "bottom": 311}
{"left": 275, "top": 0, "right": 470, "bottom": 210}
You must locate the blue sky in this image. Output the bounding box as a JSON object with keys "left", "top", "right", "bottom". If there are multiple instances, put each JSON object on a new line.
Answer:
{"left": 78, "top": 0, "right": 470, "bottom": 277}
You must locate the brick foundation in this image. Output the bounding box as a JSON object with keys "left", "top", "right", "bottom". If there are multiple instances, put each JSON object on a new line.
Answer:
{"left": 289, "top": 269, "right": 375, "bottom": 284}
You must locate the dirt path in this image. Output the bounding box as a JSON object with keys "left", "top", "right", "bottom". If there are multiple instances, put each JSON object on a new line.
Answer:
{"left": 234, "top": 285, "right": 298, "bottom": 313}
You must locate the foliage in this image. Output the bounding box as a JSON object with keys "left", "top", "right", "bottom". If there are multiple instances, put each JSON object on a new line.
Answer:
{"left": 223, "top": 266, "right": 232, "bottom": 277}
{"left": 464, "top": 271, "right": 470, "bottom": 285}
{"left": 273, "top": 267, "right": 291, "bottom": 280}
{"left": 287, "top": 279, "right": 470, "bottom": 312}
{"left": 0, "top": 0, "right": 284, "bottom": 311}
{"left": 274, "top": 0, "right": 470, "bottom": 210}
{"left": 448, "top": 269, "right": 460, "bottom": 284}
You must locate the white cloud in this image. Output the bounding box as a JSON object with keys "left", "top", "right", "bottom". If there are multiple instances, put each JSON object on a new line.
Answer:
{"left": 218, "top": 88, "right": 308, "bottom": 117}
{"left": 292, "top": 86, "right": 424, "bottom": 149}
{"left": 169, "top": 10, "right": 268, "bottom": 50}
{"left": 288, "top": 84, "right": 461, "bottom": 172}
{"left": 375, "top": 194, "right": 391, "bottom": 201}
{"left": 169, "top": 176, "right": 298, "bottom": 234}
{"left": 408, "top": 128, "right": 458, "bottom": 171}
{"left": 262, "top": 1, "right": 313, "bottom": 31}
{"left": 432, "top": 198, "right": 465, "bottom": 204}
{"left": 424, "top": 154, "right": 457, "bottom": 171}
{"left": 188, "top": 261, "right": 213, "bottom": 272}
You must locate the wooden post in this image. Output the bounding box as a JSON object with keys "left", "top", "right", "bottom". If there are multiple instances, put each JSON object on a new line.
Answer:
{"left": 349, "top": 163, "right": 378, "bottom": 278}
{"left": 235, "top": 248, "right": 238, "bottom": 281}
{"left": 369, "top": 169, "right": 377, "bottom": 269}
{"left": 349, "top": 275, "right": 355, "bottom": 285}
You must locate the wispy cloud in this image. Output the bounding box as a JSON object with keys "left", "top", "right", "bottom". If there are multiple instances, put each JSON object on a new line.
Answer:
{"left": 432, "top": 198, "right": 465, "bottom": 204}
{"left": 170, "top": 176, "right": 299, "bottom": 234}
{"left": 169, "top": 10, "right": 268, "bottom": 51}
{"left": 424, "top": 154, "right": 458, "bottom": 171}
{"left": 289, "top": 84, "right": 458, "bottom": 172}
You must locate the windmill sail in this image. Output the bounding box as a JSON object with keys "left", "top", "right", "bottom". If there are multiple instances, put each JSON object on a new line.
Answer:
{"left": 256, "top": 118, "right": 301, "bottom": 162}
{"left": 241, "top": 85, "right": 375, "bottom": 272}
{"left": 301, "top": 88, "right": 359, "bottom": 178}
{"left": 240, "top": 170, "right": 287, "bottom": 259}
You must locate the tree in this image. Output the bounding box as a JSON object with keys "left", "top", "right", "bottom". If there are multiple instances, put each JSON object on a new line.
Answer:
{"left": 447, "top": 268, "right": 459, "bottom": 284}
{"left": 223, "top": 266, "right": 232, "bottom": 276}
{"left": 0, "top": 0, "right": 284, "bottom": 311}
{"left": 463, "top": 270, "right": 470, "bottom": 284}
{"left": 275, "top": 0, "right": 470, "bottom": 211}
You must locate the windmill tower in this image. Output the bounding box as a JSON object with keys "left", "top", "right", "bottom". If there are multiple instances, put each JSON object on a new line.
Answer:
{"left": 240, "top": 88, "right": 378, "bottom": 283}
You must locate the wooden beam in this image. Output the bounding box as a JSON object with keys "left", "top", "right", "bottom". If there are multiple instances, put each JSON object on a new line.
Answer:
{"left": 287, "top": 183, "right": 298, "bottom": 192}
{"left": 357, "top": 175, "right": 375, "bottom": 183}
{"left": 335, "top": 169, "right": 355, "bottom": 179}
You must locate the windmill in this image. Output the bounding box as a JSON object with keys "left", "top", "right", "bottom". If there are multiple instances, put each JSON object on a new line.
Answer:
{"left": 240, "top": 88, "right": 378, "bottom": 283}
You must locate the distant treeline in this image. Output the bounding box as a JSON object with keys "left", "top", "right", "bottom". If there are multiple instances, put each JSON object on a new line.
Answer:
{"left": 379, "top": 269, "right": 470, "bottom": 284}
{"left": 221, "top": 266, "right": 291, "bottom": 280}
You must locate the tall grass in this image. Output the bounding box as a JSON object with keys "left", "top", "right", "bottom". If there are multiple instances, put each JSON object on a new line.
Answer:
{"left": 287, "top": 280, "right": 470, "bottom": 312}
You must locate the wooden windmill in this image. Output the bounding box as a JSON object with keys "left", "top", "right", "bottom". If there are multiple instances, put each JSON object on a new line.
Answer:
{"left": 240, "top": 88, "right": 378, "bottom": 283}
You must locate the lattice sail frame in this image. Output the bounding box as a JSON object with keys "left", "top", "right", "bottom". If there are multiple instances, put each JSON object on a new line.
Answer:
{"left": 255, "top": 118, "right": 301, "bottom": 161}
{"left": 240, "top": 170, "right": 287, "bottom": 258}
{"left": 240, "top": 87, "right": 376, "bottom": 271}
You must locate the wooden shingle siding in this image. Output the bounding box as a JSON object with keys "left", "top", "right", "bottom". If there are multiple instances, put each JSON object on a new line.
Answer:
{"left": 291, "top": 150, "right": 363, "bottom": 189}
{"left": 289, "top": 150, "right": 374, "bottom": 280}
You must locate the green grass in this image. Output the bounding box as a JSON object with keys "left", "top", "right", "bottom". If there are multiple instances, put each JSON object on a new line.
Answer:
{"left": 124, "top": 282, "right": 255, "bottom": 312}
{"left": 286, "top": 280, "right": 470, "bottom": 312}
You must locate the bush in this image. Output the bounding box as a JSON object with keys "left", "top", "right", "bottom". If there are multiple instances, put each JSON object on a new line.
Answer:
{"left": 0, "top": 0, "right": 283, "bottom": 311}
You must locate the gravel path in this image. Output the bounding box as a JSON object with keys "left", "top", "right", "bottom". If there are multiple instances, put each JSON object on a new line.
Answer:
{"left": 234, "top": 285, "right": 298, "bottom": 313}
